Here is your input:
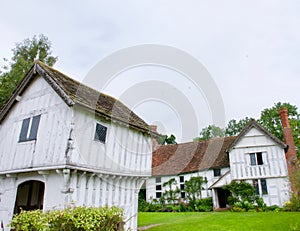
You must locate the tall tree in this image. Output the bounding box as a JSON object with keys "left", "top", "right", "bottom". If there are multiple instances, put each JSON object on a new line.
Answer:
{"left": 162, "top": 178, "right": 180, "bottom": 204}
{"left": 225, "top": 117, "right": 251, "bottom": 136}
{"left": 184, "top": 176, "right": 207, "bottom": 201}
{"left": 0, "top": 34, "right": 57, "bottom": 108}
{"left": 259, "top": 102, "right": 300, "bottom": 159}
{"left": 194, "top": 125, "right": 225, "bottom": 141}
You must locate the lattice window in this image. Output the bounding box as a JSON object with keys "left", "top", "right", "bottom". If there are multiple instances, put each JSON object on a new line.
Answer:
{"left": 94, "top": 123, "right": 107, "bottom": 143}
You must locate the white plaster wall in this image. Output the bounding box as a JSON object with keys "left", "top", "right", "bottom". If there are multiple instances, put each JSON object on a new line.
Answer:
{"left": 229, "top": 127, "right": 288, "bottom": 180}
{"left": 146, "top": 168, "right": 230, "bottom": 202}
{"left": 70, "top": 107, "right": 152, "bottom": 176}
{"left": 245, "top": 177, "right": 290, "bottom": 207}
{"left": 0, "top": 170, "right": 144, "bottom": 231}
{"left": 0, "top": 76, "right": 72, "bottom": 172}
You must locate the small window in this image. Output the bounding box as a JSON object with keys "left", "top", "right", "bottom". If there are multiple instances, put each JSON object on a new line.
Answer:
{"left": 213, "top": 169, "right": 221, "bottom": 177}
{"left": 250, "top": 152, "right": 263, "bottom": 166}
{"left": 179, "top": 176, "right": 184, "bottom": 183}
{"left": 94, "top": 123, "right": 107, "bottom": 143}
{"left": 253, "top": 179, "right": 268, "bottom": 195}
{"left": 180, "top": 184, "right": 185, "bottom": 190}
{"left": 155, "top": 177, "right": 161, "bottom": 183}
{"left": 156, "top": 185, "right": 162, "bottom": 191}
{"left": 181, "top": 192, "right": 185, "bottom": 199}
{"left": 156, "top": 192, "right": 162, "bottom": 198}
{"left": 261, "top": 179, "right": 268, "bottom": 195}
{"left": 19, "top": 115, "right": 41, "bottom": 142}
{"left": 253, "top": 179, "right": 259, "bottom": 195}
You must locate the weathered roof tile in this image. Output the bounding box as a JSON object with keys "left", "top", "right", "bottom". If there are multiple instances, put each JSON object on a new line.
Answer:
{"left": 152, "top": 136, "right": 237, "bottom": 176}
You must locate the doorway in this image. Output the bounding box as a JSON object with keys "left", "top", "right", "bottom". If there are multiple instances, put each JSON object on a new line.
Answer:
{"left": 216, "top": 188, "right": 230, "bottom": 208}
{"left": 14, "top": 180, "right": 45, "bottom": 214}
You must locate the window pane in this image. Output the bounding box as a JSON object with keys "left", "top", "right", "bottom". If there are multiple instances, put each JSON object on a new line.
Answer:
{"left": 156, "top": 192, "right": 162, "bottom": 198}
{"left": 250, "top": 153, "right": 256, "bottom": 165}
{"left": 94, "top": 123, "right": 107, "bottom": 143}
{"left": 253, "top": 179, "right": 259, "bottom": 195}
{"left": 156, "top": 177, "right": 161, "bottom": 183}
{"left": 181, "top": 192, "right": 185, "bottom": 198}
{"left": 180, "top": 184, "right": 185, "bottom": 190}
{"left": 19, "top": 118, "right": 30, "bottom": 141}
{"left": 156, "top": 185, "right": 162, "bottom": 191}
{"left": 214, "top": 169, "right": 221, "bottom": 177}
{"left": 261, "top": 179, "right": 268, "bottom": 194}
{"left": 257, "top": 152, "right": 263, "bottom": 165}
{"left": 179, "top": 176, "right": 184, "bottom": 183}
{"left": 29, "top": 115, "right": 41, "bottom": 140}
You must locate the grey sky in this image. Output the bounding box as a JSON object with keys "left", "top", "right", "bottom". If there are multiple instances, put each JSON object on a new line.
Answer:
{"left": 1, "top": 1, "right": 300, "bottom": 142}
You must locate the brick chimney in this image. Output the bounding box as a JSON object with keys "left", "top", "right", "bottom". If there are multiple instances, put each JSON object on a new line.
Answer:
{"left": 278, "top": 107, "right": 298, "bottom": 193}
{"left": 150, "top": 125, "right": 160, "bottom": 151}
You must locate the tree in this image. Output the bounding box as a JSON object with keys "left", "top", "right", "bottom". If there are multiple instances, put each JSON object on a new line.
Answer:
{"left": 162, "top": 178, "right": 180, "bottom": 204}
{"left": 0, "top": 34, "right": 57, "bottom": 108}
{"left": 184, "top": 176, "right": 207, "bottom": 202}
{"left": 259, "top": 102, "right": 300, "bottom": 159}
{"left": 225, "top": 117, "right": 251, "bottom": 136}
{"left": 157, "top": 134, "right": 177, "bottom": 145}
{"left": 194, "top": 125, "right": 225, "bottom": 141}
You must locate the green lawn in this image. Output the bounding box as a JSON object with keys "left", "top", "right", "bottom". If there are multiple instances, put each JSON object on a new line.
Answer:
{"left": 138, "top": 212, "right": 300, "bottom": 231}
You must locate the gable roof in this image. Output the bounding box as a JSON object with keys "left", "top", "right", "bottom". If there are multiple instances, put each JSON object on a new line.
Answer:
{"left": 0, "top": 61, "right": 151, "bottom": 133}
{"left": 227, "top": 119, "right": 287, "bottom": 151}
{"left": 152, "top": 136, "right": 237, "bottom": 176}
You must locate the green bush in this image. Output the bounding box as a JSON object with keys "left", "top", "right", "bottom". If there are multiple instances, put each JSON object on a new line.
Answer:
{"left": 138, "top": 198, "right": 163, "bottom": 212}
{"left": 10, "top": 206, "right": 124, "bottom": 231}
{"left": 266, "top": 205, "right": 280, "bottom": 212}
{"left": 192, "top": 198, "right": 213, "bottom": 212}
{"left": 283, "top": 195, "right": 300, "bottom": 212}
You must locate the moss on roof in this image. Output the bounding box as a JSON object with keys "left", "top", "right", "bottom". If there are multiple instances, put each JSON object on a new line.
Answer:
{"left": 0, "top": 61, "right": 150, "bottom": 133}
{"left": 37, "top": 61, "right": 151, "bottom": 132}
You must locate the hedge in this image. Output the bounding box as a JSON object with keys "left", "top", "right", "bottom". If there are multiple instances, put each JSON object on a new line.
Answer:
{"left": 10, "top": 206, "right": 124, "bottom": 231}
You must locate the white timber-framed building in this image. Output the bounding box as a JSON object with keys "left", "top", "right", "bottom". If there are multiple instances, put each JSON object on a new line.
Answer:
{"left": 146, "top": 119, "right": 294, "bottom": 209}
{"left": 0, "top": 61, "right": 153, "bottom": 230}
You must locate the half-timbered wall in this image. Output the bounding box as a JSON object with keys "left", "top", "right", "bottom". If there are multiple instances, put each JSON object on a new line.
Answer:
{"left": 228, "top": 127, "right": 290, "bottom": 207}
{"left": 146, "top": 167, "right": 230, "bottom": 202}
{"left": 0, "top": 76, "right": 72, "bottom": 173}
{"left": 229, "top": 127, "right": 288, "bottom": 180}
{"left": 70, "top": 107, "right": 152, "bottom": 176}
{"left": 0, "top": 169, "right": 144, "bottom": 231}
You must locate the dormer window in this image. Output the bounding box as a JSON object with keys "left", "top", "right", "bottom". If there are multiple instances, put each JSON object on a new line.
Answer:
{"left": 250, "top": 152, "right": 263, "bottom": 165}
{"left": 19, "top": 115, "right": 41, "bottom": 142}
{"left": 94, "top": 123, "right": 107, "bottom": 143}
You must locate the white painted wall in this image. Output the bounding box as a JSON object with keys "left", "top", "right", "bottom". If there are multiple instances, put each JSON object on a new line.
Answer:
{"left": 229, "top": 127, "right": 288, "bottom": 180}
{"left": 70, "top": 107, "right": 152, "bottom": 176}
{"left": 146, "top": 168, "right": 230, "bottom": 202}
{"left": 0, "top": 75, "right": 152, "bottom": 231}
{"left": 228, "top": 127, "right": 291, "bottom": 207}
{"left": 0, "top": 76, "right": 72, "bottom": 172}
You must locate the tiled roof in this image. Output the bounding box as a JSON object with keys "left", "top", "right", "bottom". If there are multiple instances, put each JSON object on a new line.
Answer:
{"left": 0, "top": 61, "right": 151, "bottom": 133}
{"left": 152, "top": 136, "right": 237, "bottom": 176}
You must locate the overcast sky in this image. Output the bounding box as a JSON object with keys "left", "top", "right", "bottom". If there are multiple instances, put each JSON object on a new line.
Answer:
{"left": 1, "top": 1, "right": 300, "bottom": 142}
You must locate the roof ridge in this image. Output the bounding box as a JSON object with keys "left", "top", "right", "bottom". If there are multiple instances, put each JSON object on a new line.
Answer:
{"left": 1, "top": 61, "right": 151, "bottom": 134}
{"left": 36, "top": 61, "right": 117, "bottom": 100}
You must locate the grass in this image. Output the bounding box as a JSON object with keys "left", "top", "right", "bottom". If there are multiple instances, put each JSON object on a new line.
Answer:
{"left": 138, "top": 212, "right": 300, "bottom": 231}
